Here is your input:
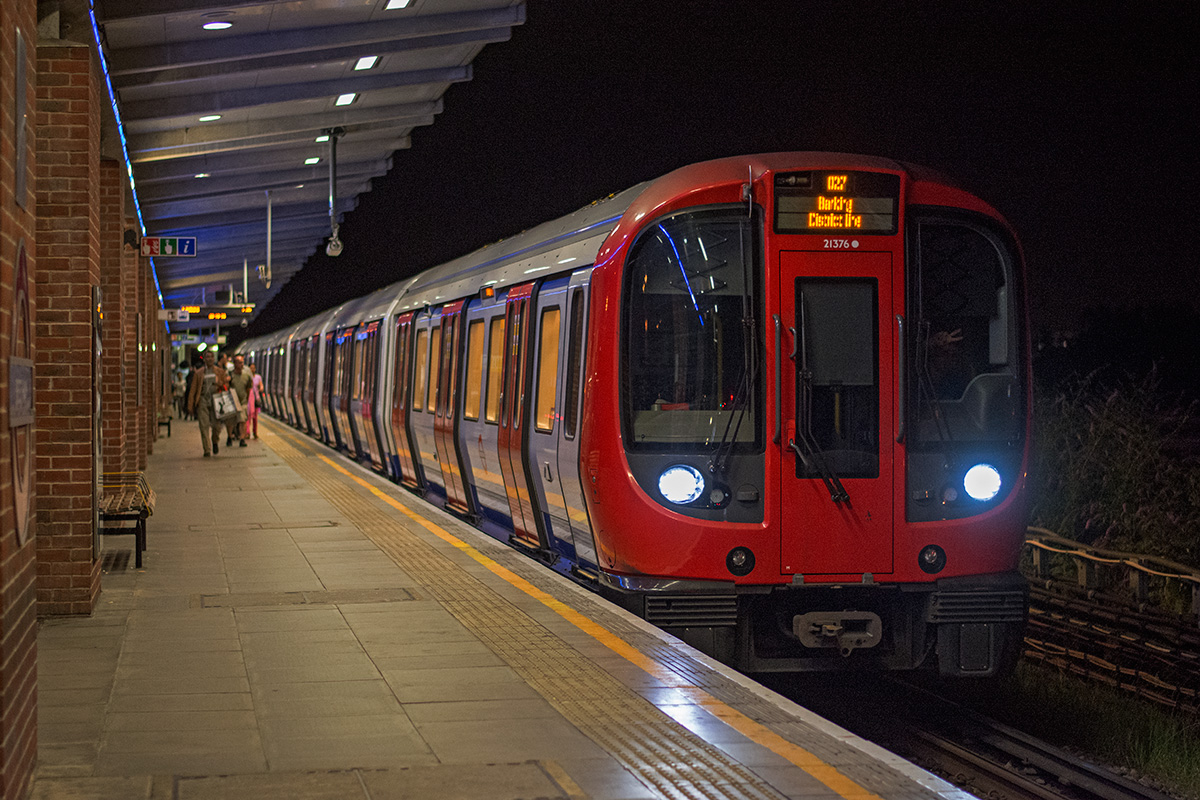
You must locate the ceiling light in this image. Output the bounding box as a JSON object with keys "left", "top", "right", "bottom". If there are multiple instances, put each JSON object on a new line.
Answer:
{"left": 202, "top": 21, "right": 232, "bottom": 30}
{"left": 305, "top": 157, "right": 320, "bottom": 165}
{"left": 385, "top": 0, "right": 411, "bottom": 9}
{"left": 315, "top": 134, "right": 330, "bottom": 143}
{"left": 198, "top": 114, "right": 221, "bottom": 122}
{"left": 354, "top": 56, "right": 379, "bottom": 71}
{"left": 335, "top": 93, "right": 356, "bottom": 106}
{"left": 194, "top": 173, "right": 210, "bottom": 178}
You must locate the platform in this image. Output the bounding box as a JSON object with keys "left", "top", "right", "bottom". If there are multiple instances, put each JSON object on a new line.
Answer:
{"left": 32, "top": 419, "right": 973, "bottom": 800}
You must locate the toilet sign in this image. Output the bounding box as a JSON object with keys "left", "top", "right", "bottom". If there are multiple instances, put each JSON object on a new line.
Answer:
{"left": 141, "top": 236, "right": 197, "bottom": 257}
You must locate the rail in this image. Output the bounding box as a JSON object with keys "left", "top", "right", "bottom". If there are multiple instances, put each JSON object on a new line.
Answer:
{"left": 1024, "top": 527, "right": 1200, "bottom": 623}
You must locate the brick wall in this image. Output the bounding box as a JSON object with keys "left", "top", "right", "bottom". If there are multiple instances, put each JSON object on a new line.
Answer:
{"left": 0, "top": 0, "right": 41, "bottom": 796}
{"left": 99, "top": 162, "right": 127, "bottom": 473}
{"left": 34, "top": 41, "right": 102, "bottom": 615}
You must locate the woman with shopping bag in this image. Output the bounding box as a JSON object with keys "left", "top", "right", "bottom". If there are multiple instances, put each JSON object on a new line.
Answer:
{"left": 186, "top": 350, "right": 230, "bottom": 457}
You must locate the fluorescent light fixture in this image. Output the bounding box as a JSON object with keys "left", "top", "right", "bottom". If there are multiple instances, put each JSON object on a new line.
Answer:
{"left": 202, "top": 21, "right": 232, "bottom": 30}
{"left": 354, "top": 56, "right": 379, "bottom": 71}
{"left": 194, "top": 173, "right": 210, "bottom": 178}
{"left": 315, "top": 134, "right": 330, "bottom": 143}
{"left": 198, "top": 114, "right": 221, "bottom": 122}
{"left": 385, "top": 0, "right": 411, "bottom": 9}
{"left": 305, "top": 157, "right": 321, "bottom": 165}
{"left": 335, "top": 93, "right": 357, "bottom": 106}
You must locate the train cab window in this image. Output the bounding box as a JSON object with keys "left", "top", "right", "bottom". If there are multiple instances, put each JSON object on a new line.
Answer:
{"left": 908, "top": 214, "right": 1022, "bottom": 444}
{"left": 562, "top": 289, "right": 586, "bottom": 439}
{"left": 485, "top": 316, "right": 505, "bottom": 424}
{"left": 413, "top": 329, "right": 429, "bottom": 413}
{"left": 796, "top": 279, "right": 879, "bottom": 478}
{"left": 622, "top": 207, "right": 763, "bottom": 450}
{"left": 427, "top": 327, "right": 442, "bottom": 414}
{"left": 534, "top": 307, "right": 561, "bottom": 433}
{"left": 464, "top": 320, "right": 485, "bottom": 421}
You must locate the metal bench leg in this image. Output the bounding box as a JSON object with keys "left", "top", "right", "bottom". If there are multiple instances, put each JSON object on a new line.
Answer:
{"left": 135, "top": 519, "right": 145, "bottom": 568}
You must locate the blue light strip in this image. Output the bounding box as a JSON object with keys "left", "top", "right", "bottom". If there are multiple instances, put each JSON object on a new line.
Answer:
{"left": 87, "top": 1, "right": 165, "bottom": 310}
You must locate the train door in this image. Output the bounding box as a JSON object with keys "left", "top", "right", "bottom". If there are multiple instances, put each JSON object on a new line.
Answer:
{"left": 345, "top": 323, "right": 367, "bottom": 462}
{"left": 555, "top": 274, "right": 598, "bottom": 569}
{"left": 320, "top": 330, "right": 337, "bottom": 446}
{"left": 409, "top": 308, "right": 445, "bottom": 499}
{"left": 498, "top": 282, "right": 544, "bottom": 550}
{"left": 359, "top": 322, "right": 385, "bottom": 471}
{"left": 459, "top": 293, "right": 509, "bottom": 530}
{"left": 309, "top": 338, "right": 324, "bottom": 438}
{"left": 433, "top": 302, "right": 472, "bottom": 515}
{"left": 290, "top": 340, "right": 306, "bottom": 428}
{"left": 389, "top": 312, "right": 422, "bottom": 489}
{"left": 297, "top": 341, "right": 313, "bottom": 434}
{"left": 528, "top": 278, "right": 572, "bottom": 555}
{"left": 778, "top": 250, "right": 895, "bottom": 576}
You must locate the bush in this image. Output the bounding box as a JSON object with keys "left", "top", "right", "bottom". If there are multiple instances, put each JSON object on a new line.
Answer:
{"left": 1030, "top": 370, "right": 1200, "bottom": 567}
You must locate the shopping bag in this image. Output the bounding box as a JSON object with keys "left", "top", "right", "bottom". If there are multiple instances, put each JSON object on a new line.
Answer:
{"left": 212, "top": 389, "right": 240, "bottom": 420}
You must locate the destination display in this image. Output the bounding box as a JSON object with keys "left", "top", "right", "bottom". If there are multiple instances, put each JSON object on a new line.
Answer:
{"left": 774, "top": 171, "right": 900, "bottom": 234}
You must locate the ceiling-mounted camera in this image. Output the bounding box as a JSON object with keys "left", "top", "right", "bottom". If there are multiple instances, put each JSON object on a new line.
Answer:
{"left": 326, "top": 222, "right": 343, "bottom": 257}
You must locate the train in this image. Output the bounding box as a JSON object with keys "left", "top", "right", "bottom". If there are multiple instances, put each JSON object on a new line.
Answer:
{"left": 237, "top": 152, "right": 1031, "bottom": 676}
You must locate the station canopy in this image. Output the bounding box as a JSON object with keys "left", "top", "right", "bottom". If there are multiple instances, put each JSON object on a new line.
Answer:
{"left": 91, "top": 0, "right": 526, "bottom": 333}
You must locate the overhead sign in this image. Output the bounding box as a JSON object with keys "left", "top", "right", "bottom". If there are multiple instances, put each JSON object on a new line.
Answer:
{"left": 141, "top": 236, "right": 197, "bottom": 257}
{"left": 157, "top": 309, "right": 191, "bottom": 322}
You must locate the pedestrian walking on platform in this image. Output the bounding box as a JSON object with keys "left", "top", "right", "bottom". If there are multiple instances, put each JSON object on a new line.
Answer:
{"left": 248, "top": 363, "right": 263, "bottom": 439}
{"left": 227, "top": 355, "right": 253, "bottom": 447}
{"left": 186, "top": 350, "right": 229, "bottom": 457}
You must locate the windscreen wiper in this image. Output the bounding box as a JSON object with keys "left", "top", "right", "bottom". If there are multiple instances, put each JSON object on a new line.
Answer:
{"left": 792, "top": 295, "right": 850, "bottom": 504}
{"left": 710, "top": 314, "right": 756, "bottom": 477}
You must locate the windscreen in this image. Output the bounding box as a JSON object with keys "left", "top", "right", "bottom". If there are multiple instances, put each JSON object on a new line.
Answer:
{"left": 623, "top": 207, "right": 762, "bottom": 451}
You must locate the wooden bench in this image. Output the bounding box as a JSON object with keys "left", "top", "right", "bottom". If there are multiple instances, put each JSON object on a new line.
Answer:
{"left": 157, "top": 408, "right": 172, "bottom": 437}
{"left": 99, "top": 472, "right": 155, "bottom": 568}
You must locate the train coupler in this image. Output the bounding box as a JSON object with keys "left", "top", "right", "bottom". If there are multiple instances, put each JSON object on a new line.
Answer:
{"left": 793, "top": 611, "right": 882, "bottom": 657}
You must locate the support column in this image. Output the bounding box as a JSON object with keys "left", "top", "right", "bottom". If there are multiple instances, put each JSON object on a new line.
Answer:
{"left": 98, "top": 161, "right": 127, "bottom": 473}
{"left": 0, "top": 1, "right": 41, "bottom": 797}
{"left": 34, "top": 37, "right": 102, "bottom": 614}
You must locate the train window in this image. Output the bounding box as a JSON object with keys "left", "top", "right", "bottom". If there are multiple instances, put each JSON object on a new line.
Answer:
{"left": 622, "top": 207, "right": 763, "bottom": 451}
{"left": 484, "top": 316, "right": 505, "bottom": 423}
{"left": 392, "top": 321, "right": 408, "bottom": 412}
{"left": 562, "top": 289, "right": 585, "bottom": 439}
{"left": 534, "top": 307, "right": 561, "bottom": 433}
{"left": 464, "top": 320, "right": 485, "bottom": 421}
{"left": 412, "top": 328, "right": 429, "bottom": 414}
{"left": 796, "top": 278, "right": 879, "bottom": 478}
{"left": 908, "top": 214, "right": 1021, "bottom": 444}
{"left": 427, "top": 326, "right": 442, "bottom": 414}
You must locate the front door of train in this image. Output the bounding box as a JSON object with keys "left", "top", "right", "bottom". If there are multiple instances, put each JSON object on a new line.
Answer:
{"left": 778, "top": 250, "right": 895, "bottom": 576}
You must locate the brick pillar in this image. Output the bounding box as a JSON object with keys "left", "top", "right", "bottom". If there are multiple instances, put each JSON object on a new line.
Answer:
{"left": 0, "top": 1, "right": 40, "bottom": 797}
{"left": 123, "top": 230, "right": 143, "bottom": 469}
{"left": 35, "top": 40, "right": 102, "bottom": 615}
{"left": 98, "top": 162, "right": 126, "bottom": 473}
{"left": 140, "top": 261, "right": 152, "bottom": 463}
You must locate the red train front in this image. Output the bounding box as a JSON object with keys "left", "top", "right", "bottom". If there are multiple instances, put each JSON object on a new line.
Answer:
{"left": 583, "top": 154, "right": 1030, "bottom": 675}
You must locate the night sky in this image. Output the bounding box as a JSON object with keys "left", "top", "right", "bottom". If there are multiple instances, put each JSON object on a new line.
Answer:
{"left": 245, "top": 1, "right": 1200, "bottom": 345}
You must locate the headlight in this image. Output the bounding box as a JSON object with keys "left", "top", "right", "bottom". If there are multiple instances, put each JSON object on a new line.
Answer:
{"left": 658, "top": 465, "right": 705, "bottom": 505}
{"left": 963, "top": 463, "right": 1002, "bottom": 502}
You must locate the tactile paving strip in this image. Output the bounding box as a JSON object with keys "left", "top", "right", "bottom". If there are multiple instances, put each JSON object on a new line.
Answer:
{"left": 271, "top": 433, "right": 788, "bottom": 800}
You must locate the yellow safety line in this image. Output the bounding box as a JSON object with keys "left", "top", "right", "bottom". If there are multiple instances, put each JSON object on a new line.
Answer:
{"left": 315, "top": 452, "right": 886, "bottom": 800}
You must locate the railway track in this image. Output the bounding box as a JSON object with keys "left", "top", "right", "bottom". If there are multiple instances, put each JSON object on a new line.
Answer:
{"left": 892, "top": 680, "right": 1181, "bottom": 800}
{"left": 765, "top": 672, "right": 1183, "bottom": 800}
